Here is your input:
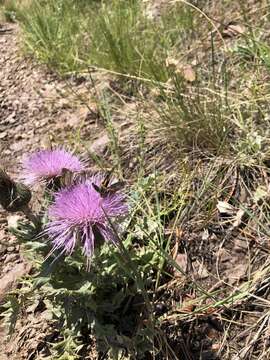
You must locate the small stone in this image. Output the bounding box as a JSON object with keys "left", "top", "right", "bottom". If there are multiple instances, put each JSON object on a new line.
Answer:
{"left": 174, "top": 253, "right": 188, "bottom": 277}
{"left": 5, "top": 112, "right": 16, "bottom": 122}
{"left": 7, "top": 246, "right": 15, "bottom": 252}
{"left": 89, "top": 134, "right": 109, "bottom": 155}
{"left": 226, "top": 263, "right": 247, "bottom": 285}
{"left": 4, "top": 253, "right": 19, "bottom": 264}
{"left": 10, "top": 140, "right": 27, "bottom": 152}
{"left": 0, "top": 262, "right": 32, "bottom": 303}
{"left": 210, "top": 233, "right": 218, "bottom": 242}
{"left": 8, "top": 237, "right": 17, "bottom": 245}
{"left": 13, "top": 100, "right": 20, "bottom": 107}
{"left": 0, "top": 131, "right": 7, "bottom": 139}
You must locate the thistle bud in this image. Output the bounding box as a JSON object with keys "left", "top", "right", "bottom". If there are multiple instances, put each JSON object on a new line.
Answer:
{"left": 0, "top": 169, "right": 32, "bottom": 213}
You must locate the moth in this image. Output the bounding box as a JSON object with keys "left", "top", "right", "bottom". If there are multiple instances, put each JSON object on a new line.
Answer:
{"left": 60, "top": 168, "right": 124, "bottom": 196}
{"left": 60, "top": 168, "right": 76, "bottom": 188}
{"left": 59, "top": 168, "right": 89, "bottom": 187}
{"left": 92, "top": 171, "right": 124, "bottom": 197}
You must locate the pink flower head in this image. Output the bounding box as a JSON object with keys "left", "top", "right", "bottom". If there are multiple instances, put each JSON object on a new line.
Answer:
{"left": 21, "top": 149, "right": 84, "bottom": 186}
{"left": 45, "top": 175, "right": 128, "bottom": 263}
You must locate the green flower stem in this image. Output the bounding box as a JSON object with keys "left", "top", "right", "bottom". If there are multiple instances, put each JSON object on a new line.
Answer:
{"left": 22, "top": 205, "right": 41, "bottom": 229}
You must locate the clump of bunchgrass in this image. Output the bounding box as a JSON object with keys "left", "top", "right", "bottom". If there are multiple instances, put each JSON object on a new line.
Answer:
{"left": 18, "top": 0, "right": 93, "bottom": 74}
{"left": 146, "top": 74, "right": 232, "bottom": 156}
{"left": 85, "top": 0, "right": 197, "bottom": 82}
{"left": 17, "top": 0, "right": 197, "bottom": 80}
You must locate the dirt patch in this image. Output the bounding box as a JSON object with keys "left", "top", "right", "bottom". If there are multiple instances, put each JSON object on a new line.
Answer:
{"left": 0, "top": 23, "right": 110, "bottom": 166}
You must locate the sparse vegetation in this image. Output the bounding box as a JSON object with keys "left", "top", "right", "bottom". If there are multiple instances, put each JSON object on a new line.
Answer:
{"left": 2, "top": 0, "right": 270, "bottom": 359}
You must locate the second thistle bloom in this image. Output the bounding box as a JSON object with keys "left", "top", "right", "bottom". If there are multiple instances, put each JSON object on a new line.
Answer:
{"left": 45, "top": 176, "right": 128, "bottom": 260}
{"left": 21, "top": 149, "right": 84, "bottom": 186}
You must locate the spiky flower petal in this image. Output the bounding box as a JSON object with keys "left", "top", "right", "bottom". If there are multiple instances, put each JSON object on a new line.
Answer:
{"left": 21, "top": 149, "right": 84, "bottom": 186}
{"left": 45, "top": 176, "right": 128, "bottom": 261}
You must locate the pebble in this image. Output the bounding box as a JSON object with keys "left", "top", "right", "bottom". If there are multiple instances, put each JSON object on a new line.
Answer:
{"left": 4, "top": 253, "right": 19, "bottom": 264}
{"left": 0, "top": 131, "right": 7, "bottom": 139}
{"left": 7, "top": 246, "right": 15, "bottom": 252}
{"left": 8, "top": 237, "right": 17, "bottom": 245}
{"left": 10, "top": 140, "right": 27, "bottom": 152}
{"left": 5, "top": 112, "right": 16, "bottom": 122}
{"left": 90, "top": 134, "right": 109, "bottom": 155}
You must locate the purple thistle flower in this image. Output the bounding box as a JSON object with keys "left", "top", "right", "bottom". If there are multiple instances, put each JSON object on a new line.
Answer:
{"left": 21, "top": 149, "right": 84, "bottom": 186}
{"left": 45, "top": 175, "right": 128, "bottom": 262}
